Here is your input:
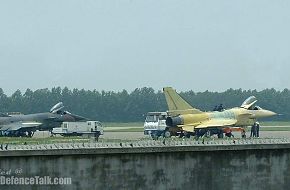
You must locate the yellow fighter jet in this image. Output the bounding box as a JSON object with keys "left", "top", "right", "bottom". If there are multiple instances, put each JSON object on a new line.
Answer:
{"left": 163, "top": 87, "right": 277, "bottom": 138}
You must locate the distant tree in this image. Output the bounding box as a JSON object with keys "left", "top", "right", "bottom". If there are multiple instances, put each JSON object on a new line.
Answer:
{"left": 0, "top": 87, "right": 289, "bottom": 122}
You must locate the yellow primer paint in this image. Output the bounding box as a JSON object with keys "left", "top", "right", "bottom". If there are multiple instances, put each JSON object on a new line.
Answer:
{"left": 163, "top": 87, "right": 277, "bottom": 132}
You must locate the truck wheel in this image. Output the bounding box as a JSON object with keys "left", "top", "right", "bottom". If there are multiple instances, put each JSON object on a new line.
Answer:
{"left": 163, "top": 130, "right": 171, "bottom": 138}
{"left": 151, "top": 133, "right": 158, "bottom": 140}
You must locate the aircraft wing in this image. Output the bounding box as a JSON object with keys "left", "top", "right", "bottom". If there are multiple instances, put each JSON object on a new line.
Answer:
{"left": 179, "top": 125, "right": 196, "bottom": 132}
{"left": 0, "top": 122, "right": 43, "bottom": 131}
{"left": 180, "top": 119, "right": 237, "bottom": 132}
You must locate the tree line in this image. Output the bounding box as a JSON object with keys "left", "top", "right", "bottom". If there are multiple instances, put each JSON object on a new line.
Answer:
{"left": 0, "top": 87, "right": 289, "bottom": 122}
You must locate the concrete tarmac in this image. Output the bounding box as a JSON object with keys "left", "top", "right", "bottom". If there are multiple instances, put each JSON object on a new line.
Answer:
{"left": 31, "top": 126, "right": 290, "bottom": 140}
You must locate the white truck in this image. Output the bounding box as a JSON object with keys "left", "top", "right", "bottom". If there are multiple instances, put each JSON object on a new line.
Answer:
{"left": 144, "top": 112, "right": 184, "bottom": 138}
{"left": 52, "top": 121, "right": 103, "bottom": 138}
{"left": 144, "top": 112, "right": 168, "bottom": 138}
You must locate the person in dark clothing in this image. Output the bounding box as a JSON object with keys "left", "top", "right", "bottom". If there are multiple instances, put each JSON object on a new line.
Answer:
{"left": 256, "top": 122, "right": 260, "bottom": 137}
{"left": 217, "top": 104, "right": 224, "bottom": 112}
{"left": 241, "top": 129, "right": 246, "bottom": 138}
{"left": 213, "top": 105, "right": 218, "bottom": 111}
{"left": 251, "top": 123, "right": 258, "bottom": 137}
{"left": 250, "top": 124, "right": 254, "bottom": 137}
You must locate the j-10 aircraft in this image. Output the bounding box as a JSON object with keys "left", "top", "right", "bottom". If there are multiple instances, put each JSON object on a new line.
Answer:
{"left": 0, "top": 102, "right": 87, "bottom": 137}
{"left": 163, "top": 87, "right": 277, "bottom": 138}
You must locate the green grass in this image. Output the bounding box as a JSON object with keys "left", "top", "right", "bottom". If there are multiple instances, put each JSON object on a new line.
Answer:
{"left": 103, "top": 122, "right": 143, "bottom": 132}
{"left": 105, "top": 127, "right": 144, "bottom": 132}
{"left": 260, "top": 121, "right": 290, "bottom": 126}
{"left": 103, "top": 122, "right": 143, "bottom": 128}
{"left": 260, "top": 127, "right": 290, "bottom": 131}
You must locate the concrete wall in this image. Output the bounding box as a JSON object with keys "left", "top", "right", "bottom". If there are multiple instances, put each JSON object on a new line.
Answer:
{"left": 1, "top": 145, "right": 290, "bottom": 190}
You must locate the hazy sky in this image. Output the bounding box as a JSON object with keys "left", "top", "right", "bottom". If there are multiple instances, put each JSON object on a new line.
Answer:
{"left": 1, "top": 0, "right": 290, "bottom": 94}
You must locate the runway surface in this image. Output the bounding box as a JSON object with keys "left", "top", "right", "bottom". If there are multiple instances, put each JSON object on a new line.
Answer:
{"left": 32, "top": 128, "right": 290, "bottom": 140}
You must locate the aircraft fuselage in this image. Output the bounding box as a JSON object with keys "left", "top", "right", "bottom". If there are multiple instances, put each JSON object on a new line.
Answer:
{"left": 167, "top": 107, "right": 276, "bottom": 129}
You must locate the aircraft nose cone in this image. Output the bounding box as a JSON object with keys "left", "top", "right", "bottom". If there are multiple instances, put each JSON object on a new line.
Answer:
{"left": 254, "top": 110, "right": 277, "bottom": 118}
{"left": 269, "top": 111, "right": 277, "bottom": 116}
{"left": 263, "top": 110, "right": 277, "bottom": 117}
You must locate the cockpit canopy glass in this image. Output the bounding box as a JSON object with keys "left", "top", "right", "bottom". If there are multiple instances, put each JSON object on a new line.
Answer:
{"left": 249, "top": 106, "right": 262, "bottom": 110}
{"left": 241, "top": 96, "right": 257, "bottom": 108}
{"left": 50, "top": 102, "right": 64, "bottom": 114}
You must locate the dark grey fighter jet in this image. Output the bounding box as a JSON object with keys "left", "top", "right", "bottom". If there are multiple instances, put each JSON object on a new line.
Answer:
{"left": 0, "top": 102, "right": 87, "bottom": 137}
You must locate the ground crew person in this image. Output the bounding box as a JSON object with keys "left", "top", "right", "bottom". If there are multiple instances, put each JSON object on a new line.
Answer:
{"left": 250, "top": 125, "right": 254, "bottom": 137}
{"left": 250, "top": 123, "right": 257, "bottom": 137}
{"left": 217, "top": 104, "right": 224, "bottom": 112}
{"left": 241, "top": 129, "right": 246, "bottom": 138}
{"left": 256, "top": 122, "right": 260, "bottom": 137}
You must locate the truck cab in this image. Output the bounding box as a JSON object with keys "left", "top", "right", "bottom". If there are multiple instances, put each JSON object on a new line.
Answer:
{"left": 144, "top": 112, "right": 168, "bottom": 138}
{"left": 87, "top": 121, "right": 104, "bottom": 134}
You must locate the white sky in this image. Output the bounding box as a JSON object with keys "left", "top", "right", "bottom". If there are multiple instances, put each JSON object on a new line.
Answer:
{"left": 1, "top": 0, "right": 290, "bottom": 94}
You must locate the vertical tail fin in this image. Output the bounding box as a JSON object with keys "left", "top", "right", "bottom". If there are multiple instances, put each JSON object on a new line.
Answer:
{"left": 163, "top": 87, "right": 202, "bottom": 115}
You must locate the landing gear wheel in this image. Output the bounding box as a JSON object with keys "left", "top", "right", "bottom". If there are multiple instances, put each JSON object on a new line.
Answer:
{"left": 194, "top": 130, "right": 200, "bottom": 140}
{"left": 184, "top": 131, "right": 190, "bottom": 138}
{"left": 27, "top": 131, "right": 34, "bottom": 138}
{"left": 204, "top": 130, "right": 210, "bottom": 138}
{"left": 217, "top": 129, "right": 224, "bottom": 138}
{"left": 179, "top": 133, "right": 184, "bottom": 138}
